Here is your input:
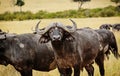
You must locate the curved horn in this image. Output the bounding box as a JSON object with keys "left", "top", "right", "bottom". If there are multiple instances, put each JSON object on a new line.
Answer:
{"left": 67, "top": 19, "right": 77, "bottom": 33}
{"left": 35, "top": 20, "right": 46, "bottom": 34}
{"left": 38, "top": 22, "right": 56, "bottom": 35}
{"left": 64, "top": 19, "right": 77, "bottom": 33}
{"left": 35, "top": 20, "right": 41, "bottom": 32}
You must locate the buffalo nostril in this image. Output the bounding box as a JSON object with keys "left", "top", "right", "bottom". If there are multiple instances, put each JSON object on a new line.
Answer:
{"left": 58, "top": 36, "right": 60, "bottom": 39}
{"left": 53, "top": 35, "right": 61, "bottom": 40}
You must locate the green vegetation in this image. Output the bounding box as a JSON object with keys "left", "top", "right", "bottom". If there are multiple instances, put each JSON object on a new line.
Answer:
{"left": 0, "top": 6, "right": 120, "bottom": 21}
{"left": 111, "top": 0, "right": 120, "bottom": 6}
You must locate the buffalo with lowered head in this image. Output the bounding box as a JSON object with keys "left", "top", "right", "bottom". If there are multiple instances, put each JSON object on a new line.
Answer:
{"left": 112, "top": 24, "right": 120, "bottom": 31}
{"left": 0, "top": 28, "right": 56, "bottom": 76}
{"left": 36, "top": 19, "right": 102, "bottom": 76}
{"left": 99, "top": 24, "right": 112, "bottom": 30}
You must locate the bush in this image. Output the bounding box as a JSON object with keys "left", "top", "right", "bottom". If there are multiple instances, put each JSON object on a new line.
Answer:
{"left": 99, "top": 9, "right": 116, "bottom": 17}
{"left": 99, "top": 6, "right": 116, "bottom": 17}
{"left": 0, "top": 6, "right": 119, "bottom": 21}
{"left": 13, "top": 11, "right": 34, "bottom": 20}
{"left": 2, "top": 12, "right": 14, "bottom": 21}
{"left": 34, "top": 10, "right": 47, "bottom": 19}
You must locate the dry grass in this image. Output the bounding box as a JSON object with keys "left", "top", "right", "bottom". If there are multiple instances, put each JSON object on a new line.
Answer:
{"left": 0, "top": 0, "right": 116, "bottom": 13}
{"left": 0, "top": 17, "right": 120, "bottom": 76}
{"left": 0, "top": 17, "right": 120, "bottom": 33}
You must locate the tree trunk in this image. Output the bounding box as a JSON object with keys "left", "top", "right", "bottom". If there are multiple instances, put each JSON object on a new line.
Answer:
{"left": 78, "top": 0, "right": 84, "bottom": 10}
{"left": 20, "top": 6, "right": 22, "bottom": 12}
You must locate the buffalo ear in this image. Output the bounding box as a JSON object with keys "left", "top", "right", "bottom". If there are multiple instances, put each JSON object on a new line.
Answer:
{"left": 39, "top": 34, "right": 50, "bottom": 43}
{"left": 64, "top": 32, "right": 75, "bottom": 41}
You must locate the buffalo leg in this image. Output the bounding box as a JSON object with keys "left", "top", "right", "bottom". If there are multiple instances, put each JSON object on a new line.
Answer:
{"left": 85, "top": 64, "right": 94, "bottom": 76}
{"left": 95, "top": 51, "right": 105, "bottom": 76}
{"left": 58, "top": 67, "right": 72, "bottom": 76}
{"left": 73, "top": 64, "right": 80, "bottom": 76}
{"left": 65, "top": 68, "right": 72, "bottom": 76}
{"left": 19, "top": 70, "right": 32, "bottom": 76}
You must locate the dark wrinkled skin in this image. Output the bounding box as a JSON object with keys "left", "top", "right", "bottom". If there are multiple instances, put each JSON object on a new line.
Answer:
{"left": 95, "top": 29, "right": 119, "bottom": 59}
{"left": 95, "top": 29, "right": 119, "bottom": 76}
{"left": 81, "top": 28, "right": 120, "bottom": 76}
{"left": 0, "top": 33, "right": 56, "bottom": 76}
{"left": 39, "top": 22, "right": 101, "bottom": 76}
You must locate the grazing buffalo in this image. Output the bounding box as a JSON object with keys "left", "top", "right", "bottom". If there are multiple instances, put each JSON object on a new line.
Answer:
{"left": 99, "top": 24, "right": 112, "bottom": 30}
{"left": 0, "top": 29, "right": 57, "bottom": 76}
{"left": 36, "top": 19, "right": 102, "bottom": 76}
{"left": 112, "top": 24, "right": 120, "bottom": 31}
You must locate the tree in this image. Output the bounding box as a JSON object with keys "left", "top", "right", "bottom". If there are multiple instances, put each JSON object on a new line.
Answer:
{"left": 111, "top": 0, "right": 120, "bottom": 6}
{"left": 72, "top": 0, "right": 91, "bottom": 10}
{"left": 15, "top": 0, "right": 25, "bottom": 12}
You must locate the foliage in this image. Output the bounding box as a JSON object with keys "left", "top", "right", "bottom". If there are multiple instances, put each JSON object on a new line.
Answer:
{"left": 15, "top": 0, "right": 24, "bottom": 6}
{"left": 72, "top": 0, "right": 91, "bottom": 10}
{"left": 0, "top": 6, "right": 119, "bottom": 21}
{"left": 72, "top": 0, "right": 90, "bottom": 2}
{"left": 15, "top": 0, "right": 25, "bottom": 12}
{"left": 111, "top": 0, "right": 120, "bottom": 4}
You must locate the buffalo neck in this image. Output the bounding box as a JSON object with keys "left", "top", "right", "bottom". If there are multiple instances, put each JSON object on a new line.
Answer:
{"left": 51, "top": 41, "right": 63, "bottom": 51}
{"left": 51, "top": 40, "right": 76, "bottom": 57}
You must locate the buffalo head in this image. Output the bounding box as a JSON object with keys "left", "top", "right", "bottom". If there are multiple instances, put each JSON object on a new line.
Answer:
{"left": 0, "top": 30, "right": 16, "bottom": 66}
{"left": 35, "top": 19, "right": 77, "bottom": 43}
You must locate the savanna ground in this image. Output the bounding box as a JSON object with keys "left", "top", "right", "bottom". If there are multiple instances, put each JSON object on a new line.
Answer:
{"left": 0, "top": 0, "right": 120, "bottom": 76}
{"left": 0, "top": 17, "right": 120, "bottom": 76}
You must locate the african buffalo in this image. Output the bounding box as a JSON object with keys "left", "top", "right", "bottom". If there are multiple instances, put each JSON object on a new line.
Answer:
{"left": 99, "top": 24, "right": 112, "bottom": 30}
{"left": 95, "top": 29, "right": 120, "bottom": 76}
{"left": 95, "top": 29, "right": 119, "bottom": 59}
{"left": 0, "top": 29, "right": 56, "bottom": 76}
{"left": 112, "top": 24, "right": 120, "bottom": 31}
{"left": 66, "top": 26, "right": 119, "bottom": 76}
{"left": 36, "top": 19, "right": 102, "bottom": 76}
{"left": 66, "top": 26, "right": 120, "bottom": 76}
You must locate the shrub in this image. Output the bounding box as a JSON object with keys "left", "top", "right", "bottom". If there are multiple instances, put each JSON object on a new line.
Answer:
{"left": 34, "top": 10, "right": 47, "bottom": 19}
{"left": 2, "top": 12, "right": 14, "bottom": 21}
{"left": 99, "top": 6, "right": 116, "bottom": 17}
{"left": 0, "top": 6, "right": 119, "bottom": 21}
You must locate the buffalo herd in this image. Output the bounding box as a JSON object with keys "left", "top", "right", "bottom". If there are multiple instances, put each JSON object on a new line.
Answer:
{"left": 99, "top": 23, "right": 120, "bottom": 31}
{"left": 0, "top": 20, "right": 120, "bottom": 76}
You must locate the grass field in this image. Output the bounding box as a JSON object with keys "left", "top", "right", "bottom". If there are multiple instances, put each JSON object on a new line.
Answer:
{"left": 0, "top": 0, "right": 116, "bottom": 13}
{"left": 0, "top": 17, "right": 120, "bottom": 76}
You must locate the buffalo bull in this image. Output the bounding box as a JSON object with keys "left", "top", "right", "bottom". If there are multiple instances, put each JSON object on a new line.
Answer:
{"left": 36, "top": 19, "right": 102, "bottom": 76}
{"left": 95, "top": 29, "right": 120, "bottom": 76}
{"left": 95, "top": 29, "right": 119, "bottom": 59}
{"left": 99, "top": 24, "right": 112, "bottom": 30}
{"left": 92, "top": 29, "right": 119, "bottom": 76}
{"left": 112, "top": 24, "right": 120, "bottom": 31}
{"left": 0, "top": 29, "right": 56, "bottom": 76}
{"left": 65, "top": 26, "right": 120, "bottom": 76}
